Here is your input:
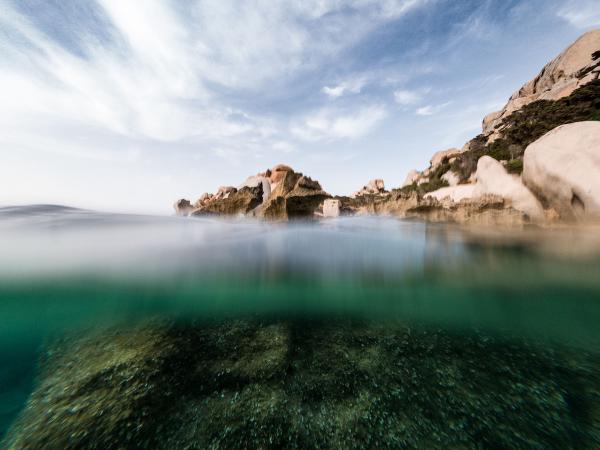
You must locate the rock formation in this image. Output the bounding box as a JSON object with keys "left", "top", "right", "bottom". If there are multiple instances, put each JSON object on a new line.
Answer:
{"left": 253, "top": 169, "right": 330, "bottom": 220}
{"left": 353, "top": 179, "right": 387, "bottom": 197}
{"left": 429, "top": 148, "right": 464, "bottom": 169}
{"left": 6, "top": 319, "right": 599, "bottom": 449}
{"left": 398, "top": 30, "right": 600, "bottom": 224}
{"left": 323, "top": 199, "right": 341, "bottom": 218}
{"left": 425, "top": 185, "right": 476, "bottom": 203}
{"left": 523, "top": 121, "right": 600, "bottom": 220}
{"left": 473, "top": 156, "right": 544, "bottom": 220}
{"left": 177, "top": 165, "right": 330, "bottom": 220}
{"left": 483, "top": 29, "right": 600, "bottom": 139}
{"left": 173, "top": 199, "right": 193, "bottom": 217}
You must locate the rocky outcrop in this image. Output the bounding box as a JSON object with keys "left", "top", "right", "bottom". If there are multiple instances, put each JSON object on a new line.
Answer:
{"left": 173, "top": 199, "right": 193, "bottom": 216}
{"left": 441, "top": 170, "right": 460, "bottom": 186}
{"left": 193, "top": 185, "right": 263, "bottom": 217}
{"left": 425, "top": 185, "right": 476, "bottom": 203}
{"left": 406, "top": 194, "right": 527, "bottom": 226}
{"left": 430, "top": 148, "right": 463, "bottom": 169}
{"left": 523, "top": 121, "right": 600, "bottom": 220}
{"left": 239, "top": 175, "right": 271, "bottom": 204}
{"left": 402, "top": 170, "right": 420, "bottom": 187}
{"left": 424, "top": 156, "right": 543, "bottom": 221}
{"left": 353, "top": 179, "right": 387, "bottom": 197}
{"left": 6, "top": 319, "right": 599, "bottom": 449}
{"left": 183, "top": 165, "right": 330, "bottom": 220}
{"left": 253, "top": 169, "right": 330, "bottom": 220}
{"left": 473, "top": 156, "right": 544, "bottom": 220}
{"left": 323, "top": 199, "right": 341, "bottom": 217}
{"left": 402, "top": 148, "right": 465, "bottom": 189}
{"left": 483, "top": 29, "right": 600, "bottom": 138}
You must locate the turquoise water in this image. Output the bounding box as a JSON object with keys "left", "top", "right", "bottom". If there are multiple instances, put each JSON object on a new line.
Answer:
{"left": 1, "top": 205, "right": 600, "bottom": 447}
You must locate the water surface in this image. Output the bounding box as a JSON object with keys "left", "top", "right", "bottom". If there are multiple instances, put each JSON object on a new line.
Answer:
{"left": 1, "top": 205, "right": 599, "bottom": 447}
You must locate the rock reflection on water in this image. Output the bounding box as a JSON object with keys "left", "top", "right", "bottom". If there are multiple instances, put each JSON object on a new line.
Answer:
{"left": 0, "top": 206, "right": 600, "bottom": 448}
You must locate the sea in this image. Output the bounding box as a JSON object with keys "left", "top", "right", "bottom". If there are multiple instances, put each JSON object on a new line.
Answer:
{"left": 1, "top": 205, "right": 599, "bottom": 448}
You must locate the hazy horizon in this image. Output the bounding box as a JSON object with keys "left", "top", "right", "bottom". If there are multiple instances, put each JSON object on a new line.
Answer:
{"left": 1, "top": 0, "right": 599, "bottom": 213}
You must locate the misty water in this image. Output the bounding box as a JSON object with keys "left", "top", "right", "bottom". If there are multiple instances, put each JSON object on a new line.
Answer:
{"left": 1, "top": 205, "right": 600, "bottom": 447}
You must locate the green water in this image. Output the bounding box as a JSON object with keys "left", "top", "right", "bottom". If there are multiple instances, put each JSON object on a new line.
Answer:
{"left": 1, "top": 206, "right": 600, "bottom": 448}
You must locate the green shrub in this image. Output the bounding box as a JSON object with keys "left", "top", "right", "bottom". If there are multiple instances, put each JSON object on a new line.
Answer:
{"left": 505, "top": 159, "right": 523, "bottom": 174}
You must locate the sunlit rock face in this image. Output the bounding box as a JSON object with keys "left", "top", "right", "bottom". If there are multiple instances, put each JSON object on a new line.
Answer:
{"left": 323, "top": 199, "right": 340, "bottom": 218}
{"left": 473, "top": 156, "right": 544, "bottom": 220}
{"left": 523, "top": 121, "right": 600, "bottom": 220}
{"left": 483, "top": 29, "right": 600, "bottom": 138}
{"left": 423, "top": 156, "right": 542, "bottom": 221}
{"left": 429, "top": 148, "right": 464, "bottom": 170}
{"left": 425, "top": 185, "right": 476, "bottom": 203}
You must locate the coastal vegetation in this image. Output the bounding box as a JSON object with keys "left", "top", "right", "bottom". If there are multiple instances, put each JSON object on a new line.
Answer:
{"left": 401, "top": 79, "right": 600, "bottom": 194}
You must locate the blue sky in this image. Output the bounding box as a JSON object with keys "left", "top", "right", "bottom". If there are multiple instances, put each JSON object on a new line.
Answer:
{"left": 1, "top": 0, "right": 599, "bottom": 213}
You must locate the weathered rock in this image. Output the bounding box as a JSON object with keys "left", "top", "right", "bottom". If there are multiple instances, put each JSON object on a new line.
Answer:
{"left": 194, "top": 193, "right": 213, "bottom": 209}
{"left": 173, "top": 199, "right": 193, "bottom": 216}
{"left": 215, "top": 186, "right": 237, "bottom": 199}
{"left": 402, "top": 170, "right": 420, "bottom": 187}
{"left": 353, "top": 179, "right": 386, "bottom": 197}
{"left": 425, "top": 185, "right": 476, "bottom": 203}
{"left": 193, "top": 185, "right": 263, "bottom": 216}
{"left": 296, "top": 176, "right": 321, "bottom": 191}
{"left": 483, "top": 29, "right": 600, "bottom": 137}
{"left": 252, "top": 169, "right": 331, "bottom": 220}
{"left": 430, "top": 148, "right": 463, "bottom": 169}
{"left": 407, "top": 194, "right": 527, "bottom": 226}
{"left": 474, "top": 156, "right": 544, "bottom": 220}
{"left": 323, "top": 199, "right": 341, "bottom": 218}
{"left": 239, "top": 176, "right": 272, "bottom": 204}
{"left": 269, "top": 164, "right": 294, "bottom": 185}
{"left": 523, "top": 121, "right": 600, "bottom": 220}
{"left": 6, "top": 320, "right": 599, "bottom": 449}
{"left": 425, "top": 156, "right": 543, "bottom": 220}
{"left": 441, "top": 170, "right": 460, "bottom": 186}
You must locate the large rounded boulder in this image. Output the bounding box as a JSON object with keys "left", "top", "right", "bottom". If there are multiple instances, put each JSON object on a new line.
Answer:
{"left": 474, "top": 156, "right": 544, "bottom": 220}
{"left": 523, "top": 121, "right": 600, "bottom": 220}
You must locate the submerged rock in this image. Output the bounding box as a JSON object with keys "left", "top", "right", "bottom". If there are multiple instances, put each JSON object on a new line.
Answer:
{"left": 523, "top": 121, "right": 600, "bottom": 220}
{"left": 4, "top": 319, "right": 600, "bottom": 449}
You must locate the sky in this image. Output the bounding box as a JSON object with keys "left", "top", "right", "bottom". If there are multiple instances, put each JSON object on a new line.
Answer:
{"left": 1, "top": 0, "right": 599, "bottom": 213}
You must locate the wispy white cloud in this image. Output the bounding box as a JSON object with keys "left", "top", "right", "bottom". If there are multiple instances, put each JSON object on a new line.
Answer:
{"left": 393, "top": 89, "right": 421, "bottom": 105}
{"left": 291, "top": 105, "right": 388, "bottom": 141}
{"left": 416, "top": 102, "right": 451, "bottom": 116}
{"left": 322, "top": 77, "right": 368, "bottom": 98}
{"left": 557, "top": 1, "right": 600, "bottom": 28}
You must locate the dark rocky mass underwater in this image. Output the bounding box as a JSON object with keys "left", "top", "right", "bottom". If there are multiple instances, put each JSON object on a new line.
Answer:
{"left": 1, "top": 205, "right": 600, "bottom": 449}
{"left": 5, "top": 319, "right": 600, "bottom": 449}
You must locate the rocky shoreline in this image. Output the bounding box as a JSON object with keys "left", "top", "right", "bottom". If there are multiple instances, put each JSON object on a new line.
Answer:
{"left": 174, "top": 30, "right": 600, "bottom": 226}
